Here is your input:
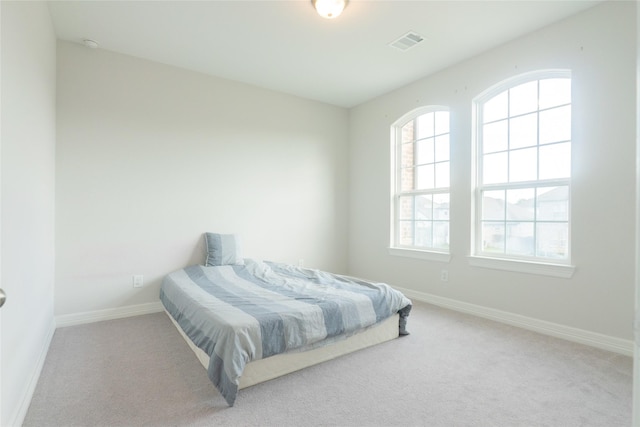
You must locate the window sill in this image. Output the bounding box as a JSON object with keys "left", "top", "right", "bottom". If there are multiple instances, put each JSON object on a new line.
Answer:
{"left": 468, "top": 255, "right": 575, "bottom": 278}
{"left": 388, "top": 247, "right": 451, "bottom": 263}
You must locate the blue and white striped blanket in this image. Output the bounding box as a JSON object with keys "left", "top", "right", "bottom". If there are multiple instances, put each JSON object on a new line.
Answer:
{"left": 160, "top": 259, "right": 411, "bottom": 406}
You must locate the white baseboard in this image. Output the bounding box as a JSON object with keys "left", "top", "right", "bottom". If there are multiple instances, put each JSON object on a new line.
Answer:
{"left": 53, "top": 294, "right": 633, "bottom": 356}
{"left": 397, "top": 287, "right": 634, "bottom": 357}
{"left": 9, "top": 319, "right": 56, "bottom": 427}
{"left": 55, "top": 301, "right": 164, "bottom": 328}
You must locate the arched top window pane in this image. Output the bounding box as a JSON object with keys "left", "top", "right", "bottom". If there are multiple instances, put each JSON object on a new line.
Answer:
{"left": 483, "top": 90, "right": 508, "bottom": 122}
{"left": 509, "top": 81, "right": 538, "bottom": 116}
{"left": 539, "top": 78, "right": 571, "bottom": 109}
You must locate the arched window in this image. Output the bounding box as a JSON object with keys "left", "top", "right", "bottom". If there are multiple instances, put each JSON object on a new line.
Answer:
{"left": 391, "top": 107, "right": 450, "bottom": 256}
{"left": 473, "top": 70, "right": 571, "bottom": 264}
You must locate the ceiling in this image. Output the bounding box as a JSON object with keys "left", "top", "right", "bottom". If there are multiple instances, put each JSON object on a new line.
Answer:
{"left": 48, "top": 0, "right": 602, "bottom": 108}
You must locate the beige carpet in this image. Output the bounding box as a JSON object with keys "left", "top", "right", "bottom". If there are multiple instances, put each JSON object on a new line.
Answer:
{"left": 24, "top": 301, "right": 632, "bottom": 426}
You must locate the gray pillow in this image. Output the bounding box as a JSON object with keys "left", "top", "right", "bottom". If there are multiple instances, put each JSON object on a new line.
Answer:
{"left": 204, "top": 233, "right": 244, "bottom": 266}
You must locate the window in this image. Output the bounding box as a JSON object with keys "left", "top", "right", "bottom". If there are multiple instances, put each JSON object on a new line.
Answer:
{"left": 391, "top": 107, "right": 450, "bottom": 257}
{"left": 473, "top": 71, "right": 571, "bottom": 267}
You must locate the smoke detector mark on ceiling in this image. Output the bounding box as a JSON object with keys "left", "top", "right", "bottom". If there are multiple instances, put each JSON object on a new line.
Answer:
{"left": 82, "top": 39, "right": 99, "bottom": 49}
{"left": 389, "top": 31, "right": 424, "bottom": 52}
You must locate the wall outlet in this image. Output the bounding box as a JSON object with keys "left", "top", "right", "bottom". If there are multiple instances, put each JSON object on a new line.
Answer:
{"left": 440, "top": 270, "right": 449, "bottom": 282}
{"left": 132, "top": 275, "right": 144, "bottom": 288}
{"left": 297, "top": 259, "right": 304, "bottom": 267}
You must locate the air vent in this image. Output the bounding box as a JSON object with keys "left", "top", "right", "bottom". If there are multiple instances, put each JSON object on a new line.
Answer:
{"left": 389, "top": 31, "right": 424, "bottom": 52}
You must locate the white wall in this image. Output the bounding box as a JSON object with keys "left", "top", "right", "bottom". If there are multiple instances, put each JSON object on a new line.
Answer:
{"left": 55, "top": 42, "right": 349, "bottom": 316}
{"left": 349, "top": 1, "right": 636, "bottom": 341}
{"left": 1, "top": 1, "right": 57, "bottom": 425}
{"left": 634, "top": 0, "right": 640, "bottom": 423}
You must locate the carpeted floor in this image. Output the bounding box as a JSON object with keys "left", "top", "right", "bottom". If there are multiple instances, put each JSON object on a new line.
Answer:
{"left": 24, "top": 301, "right": 632, "bottom": 427}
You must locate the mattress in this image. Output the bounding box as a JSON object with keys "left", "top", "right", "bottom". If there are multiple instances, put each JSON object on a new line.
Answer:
{"left": 165, "top": 308, "right": 400, "bottom": 389}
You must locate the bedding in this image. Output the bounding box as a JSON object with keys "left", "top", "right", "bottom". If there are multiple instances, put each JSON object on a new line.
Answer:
{"left": 165, "top": 308, "right": 401, "bottom": 390}
{"left": 160, "top": 259, "right": 412, "bottom": 406}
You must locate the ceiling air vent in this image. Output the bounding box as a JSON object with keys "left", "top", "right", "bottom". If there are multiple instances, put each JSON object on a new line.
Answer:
{"left": 389, "top": 31, "right": 424, "bottom": 52}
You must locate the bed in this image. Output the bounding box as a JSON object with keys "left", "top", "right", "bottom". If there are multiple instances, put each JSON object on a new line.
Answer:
{"left": 160, "top": 233, "right": 412, "bottom": 406}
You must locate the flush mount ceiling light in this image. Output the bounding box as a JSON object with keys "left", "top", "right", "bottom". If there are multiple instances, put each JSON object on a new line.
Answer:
{"left": 312, "top": 0, "right": 348, "bottom": 19}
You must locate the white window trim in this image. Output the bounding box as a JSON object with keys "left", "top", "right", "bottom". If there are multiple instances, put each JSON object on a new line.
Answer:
{"left": 468, "top": 255, "right": 575, "bottom": 278}
{"left": 390, "top": 105, "right": 451, "bottom": 257}
{"left": 471, "top": 69, "right": 573, "bottom": 273}
{"left": 389, "top": 247, "right": 451, "bottom": 263}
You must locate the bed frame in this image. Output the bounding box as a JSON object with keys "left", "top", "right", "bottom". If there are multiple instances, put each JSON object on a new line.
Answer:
{"left": 165, "top": 309, "right": 400, "bottom": 389}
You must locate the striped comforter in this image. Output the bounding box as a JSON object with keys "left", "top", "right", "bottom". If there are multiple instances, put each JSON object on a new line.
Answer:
{"left": 160, "top": 259, "right": 412, "bottom": 406}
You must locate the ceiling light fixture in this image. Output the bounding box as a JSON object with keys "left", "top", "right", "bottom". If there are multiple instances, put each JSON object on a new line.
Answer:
{"left": 312, "top": 0, "right": 348, "bottom": 19}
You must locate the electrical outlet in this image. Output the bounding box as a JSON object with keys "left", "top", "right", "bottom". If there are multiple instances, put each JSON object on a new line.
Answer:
{"left": 440, "top": 270, "right": 449, "bottom": 282}
{"left": 133, "top": 275, "right": 144, "bottom": 288}
{"left": 298, "top": 259, "right": 304, "bottom": 267}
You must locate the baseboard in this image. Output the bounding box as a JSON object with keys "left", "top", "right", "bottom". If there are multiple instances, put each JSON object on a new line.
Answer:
{"left": 397, "top": 287, "right": 634, "bottom": 357}
{"left": 53, "top": 294, "right": 633, "bottom": 356}
{"left": 55, "top": 301, "right": 164, "bottom": 328}
{"left": 9, "top": 319, "right": 56, "bottom": 427}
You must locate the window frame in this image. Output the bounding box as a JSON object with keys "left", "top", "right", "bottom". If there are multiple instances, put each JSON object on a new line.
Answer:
{"left": 470, "top": 70, "right": 575, "bottom": 277}
{"left": 390, "top": 105, "right": 452, "bottom": 262}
